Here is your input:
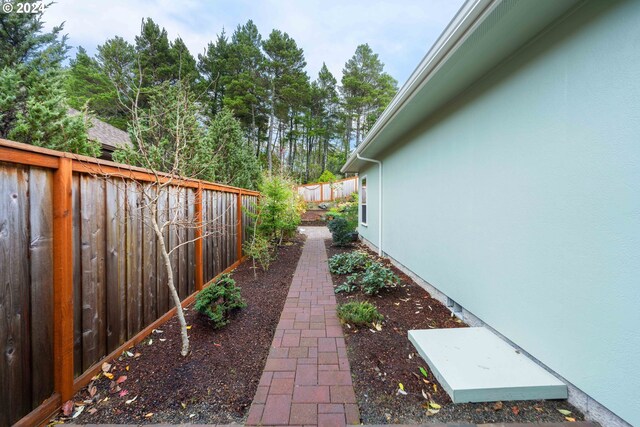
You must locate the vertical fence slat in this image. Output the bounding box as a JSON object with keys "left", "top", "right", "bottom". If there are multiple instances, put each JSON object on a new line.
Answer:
{"left": 142, "top": 184, "right": 158, "bottom": 325}
{"left": 0, "top": 164, "right": 31, "bottom": 425}
{"left": 195, "top": 184, "right": 203, "bottom": 291}
{"left": 237, "top": 192, "right": 242, "bottom": 261}
{"left": 156, "top": 188, "right": 169, "bottom": 315}
{"left": 71, "top": 175, "right": 82, "bottom": 376}
{"left": 126, "top": 182, "right": 142, "bottom": 337}
{"left": 178, "top": 188, "right": 187, "bottom": 299}
{"left": 80, "top": 176, "right": 106, "bottom": 371}
{"left": 187, "top": 189, "right": 195, "bottom": 295}
{"left": 28, "top": 168, "right": 54, "bottom": 407}
{"left": 106, "top": 179, "right": 126, "bottom": 353}
{"left": 53, "top": 158, "right": 74, "bottom": 402}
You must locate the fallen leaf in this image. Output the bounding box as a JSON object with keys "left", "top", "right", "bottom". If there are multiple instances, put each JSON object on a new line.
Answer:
{"left": 214, "top": 343, "right": 222, "bottom": 347}
{"left": 72, "top": 406, "right": 84, "bottom": 419}
{"left": 565, "top": 417, "right": 576, "bottom": 422}
{"left": 421, "top": 389, "right": 430, "bottom": 400}
{"left": 181, "top": 402, "right": 187, "bottom": 409}
{"left": 103, "top": 372, "right": 114, "bottom": 380}
{"left": 89, "top": 386, "right": 97, "bottom": 398}
{"left": 399, "top": 383, "right": 405, "bottom": 391}
{"left": 534, "top": 405, "right": 544, "bottom": 412}
{"left": 101, "top": 362, "right": 112, "bottom": 373}
{"left": 119, "top": 390, "right": 128, "bottom": 397}
{"left": 186, "top": 325, "right": 192, "bottom": 330}
{"left": 153, "top": 329, "right": 163, "bottom": 334}
{"left": 512, "top": 406, "right": 520, "bottom": 415}
{"left": 134, "top": 352, "right": 141, "bottom": 358}
{"left": 426, "top": 408, "right": 440, "bottom": 415}
{"left": 88, "top": 408, "right": 98, "bottom": 415}
{"left": 144, "top": 413, "right": 153, "bottom": 418}
{"left": 125, "top": 395, "right": 138, "bottom": 404}
{"left": 125, "top": 351, "right": 134, "bottom": 357}
{"left": 429, "top": 401, "right": 441, "bottom": 409}
{"left": 62, "top": 400, "right": 74, "bottom": 416}
{"left": 126, "top": 365, "right": 130, "bottom": 371}
{"left": 558, "top": 409, "right": 572, "bottom": 416}
{"left": 433, "top": 384, "right": 438, "bottom": 393}
{"left": 148, "top": 339, "right": 153, "bottom": 345}
{"left": 116, "top": 375, "right": 127, "bottom": 384}
{"left": 373, "top": 322, "right": 382, "bottom": 331}
{"left": 419, "top": 367, "right": 429, "bottom": 378}
{"left": 397, "top": 383, "right": 407, "bottom": 395}
{"left": 493, "top": 401, "right": 504, "bottom": 411}
{"left": 159, "top": 338, "right": 167, "bottom": 342}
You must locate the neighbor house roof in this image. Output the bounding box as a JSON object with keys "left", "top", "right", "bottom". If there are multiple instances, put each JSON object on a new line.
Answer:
{"left": 68, "top": 108, "right": 131, "bottom": 152}
{"left": 342, "top": 0, "right": 582, "bottom": 173}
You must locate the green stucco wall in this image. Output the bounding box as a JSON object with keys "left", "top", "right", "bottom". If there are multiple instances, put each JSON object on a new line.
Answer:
{"left": 358, "top": 1, "right": 640, "bottom": 424}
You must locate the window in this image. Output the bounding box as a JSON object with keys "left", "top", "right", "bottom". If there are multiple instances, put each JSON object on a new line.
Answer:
{"left": 360, "top": 176, "right": 367, "bottom": 225}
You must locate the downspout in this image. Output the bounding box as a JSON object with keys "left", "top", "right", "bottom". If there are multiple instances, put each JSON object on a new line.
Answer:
{"left": 356, "top": 153, "right": 382, "bottom": 256}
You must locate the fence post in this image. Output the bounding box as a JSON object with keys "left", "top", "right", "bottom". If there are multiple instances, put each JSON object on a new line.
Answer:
{"left": 194, "top": 182, "right": 203, "bottom": 291}
{"left": 53, "top": 157, "right": 74, "bottom": 402}
{"left": 236, "top": 192, "right": 243, "bottom": 261}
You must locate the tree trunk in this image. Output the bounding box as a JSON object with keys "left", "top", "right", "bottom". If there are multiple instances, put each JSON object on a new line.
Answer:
{"left": 150, "top": 200, "right": 189, "bottom": 356}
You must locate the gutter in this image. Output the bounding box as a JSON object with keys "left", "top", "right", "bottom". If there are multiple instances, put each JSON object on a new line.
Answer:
{"left": 356, "top": 153, "right": 382, "bottom": 256}
{"left": 342, "top": 0, "right": 497, "bottom": 172}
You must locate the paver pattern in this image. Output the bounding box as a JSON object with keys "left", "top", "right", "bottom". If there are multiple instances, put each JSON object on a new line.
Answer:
{"left": 246, "top": 227, "right": 360, "bottom": 426}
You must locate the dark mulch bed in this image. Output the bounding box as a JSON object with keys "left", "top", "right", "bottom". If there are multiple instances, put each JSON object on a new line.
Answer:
{"left": 55, "top": 234, "right": 305, "bottom": 425}
{"left": 325, "top": 239, "right": 585, "bottom": 425}
{"left": 301, "top": 209, "right": 327, "bottom": 227}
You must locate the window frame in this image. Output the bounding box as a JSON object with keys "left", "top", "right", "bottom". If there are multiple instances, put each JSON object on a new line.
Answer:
{"left": 360, "top": 175, "right": 368, "bottom": 226}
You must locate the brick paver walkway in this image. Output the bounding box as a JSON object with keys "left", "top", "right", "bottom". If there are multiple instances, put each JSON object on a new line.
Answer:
{"left": 246, "top": 227, "right": 360, "bottom": 426}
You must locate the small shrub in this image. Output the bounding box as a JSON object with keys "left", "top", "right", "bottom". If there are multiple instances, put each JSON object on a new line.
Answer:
{"left": 258, "top": 174, "right": 304, "bottom": 242}
{"left": 337, "top": 301, "right": 383, "bottom": 325}
{"left": 243, "top": 234, "right": 272, "bottom": 273}
{"left": 329, "top": 251, "right": 370, "bottom": 275}
{"left": 335, "top": 274, "right": 360, "bottom": 294}
{"left": 359, "top": 262, "right": 399, "bottom": 295}
{"left": 327, "top": 217, "right": 357, "bottom": 246}
{"left": 194, "top": 274, "right": 247, "bottom": 328}
{"left": 317, "top": 170, "right": 337, "bottom": 183}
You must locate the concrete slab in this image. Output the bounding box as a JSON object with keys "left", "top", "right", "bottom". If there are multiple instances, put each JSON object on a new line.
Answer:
{"left": 408, "top": 327, "right": 567, "bottom": 403}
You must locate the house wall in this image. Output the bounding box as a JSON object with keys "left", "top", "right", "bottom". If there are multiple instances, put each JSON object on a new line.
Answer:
{"left": 359, "top": 1, "right": 640, "bottom": 425}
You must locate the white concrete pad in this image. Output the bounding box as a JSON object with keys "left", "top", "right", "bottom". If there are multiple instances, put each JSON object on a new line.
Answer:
{"left": 408, "top": 327, "right": 567, "bottom": 403}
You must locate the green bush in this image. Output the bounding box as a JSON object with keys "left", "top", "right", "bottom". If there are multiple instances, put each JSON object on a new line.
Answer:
{"left": 258, "top": 174, "right": 304, "bottom": 243}
{"left": 317, "top": 170, "right": 337, "bottom": 183}
{"left": 359, "top": 262, "right": 399, "bottom": 295}
{"left": 329, "top": 251, "right": 370, "bottom": 275}
{"left": 194, "top": 274, "right": 247, "bottom": 328}
{"left": 337, "top": 301, "right": 383, "bottom": 325}
{"left": 327, "top": 217, "right": 356, "bottom": 246}
{"left": 243, "top": 234, "right": 272, "bottom": 272}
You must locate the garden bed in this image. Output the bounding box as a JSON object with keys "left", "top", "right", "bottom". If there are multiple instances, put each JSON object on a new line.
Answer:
{"left": 301, "top": 208, "right": 327, "bottom": 226}
{"left": 325, "top": 239, "right": 585, "bottom": 424}
{"left": 54, "top": 234, "right": 305, "bottom": 425}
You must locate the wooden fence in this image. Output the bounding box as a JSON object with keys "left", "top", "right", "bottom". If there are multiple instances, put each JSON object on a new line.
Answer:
{"left": 296, "top": 176, "right": 358, "bottom": 203}
{"left": 0, "top": 139, "right": 259, "bottom": 427}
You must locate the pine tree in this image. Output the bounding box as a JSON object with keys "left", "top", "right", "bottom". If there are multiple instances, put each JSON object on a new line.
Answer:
{"left": 0, "top": 3, "right": 97, "bottom": 155}
{"left": 341, "top": 44, "right": 398, "bottom": 151}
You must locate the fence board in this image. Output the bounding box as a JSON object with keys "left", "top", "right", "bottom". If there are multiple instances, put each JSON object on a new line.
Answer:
{"left": 178, "top": 188, "right": 187, "bottom": 299}
{"left": 80, "top": 176, "right": 106, "bottom": 371}
{"left": 28, "top": 168, "right": 54, "bottom": 406}
{"left": 72, "top": 175, "right": 82, "bottom": 377}
{"left": 142, "top": 184, "right": 158, "bottom": 325}
{"left": 106, "top": 179, "right": 126, "bottom": 353}
{"left": 156, "top": 188, "right": 169, "bottom": 315}
{"left": 0, "top": 165, "right": 31, "bottom": 425}
{"left": 297, "top": 177, "right": 358, "bottom": 202}
{"left": 187, "top": 189, "right": 195, "bottom": 295}
{"left": 126, "top": 182, "right": 143, "bottom": 337}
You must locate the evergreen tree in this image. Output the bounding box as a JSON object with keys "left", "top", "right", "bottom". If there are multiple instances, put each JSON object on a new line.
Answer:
{"left": 204, "top": 108, "right": 262, "bottom": 189}
{"left": 341, "top": 44, "right": 397, "bottom": 151}
{"left": 198, "top": 30, "right": 232, "bottom": 117}
{"left": 262, "top": 29, "right": 308, "bottom": 172}
{"left": 0, "top": 3, "right": 97, "bottom": 155}
{"left": 135, "top": 18, "right": 173, "bottom": 87}
{"left": 65, "top": 47, "right": 127, "bottom": 129}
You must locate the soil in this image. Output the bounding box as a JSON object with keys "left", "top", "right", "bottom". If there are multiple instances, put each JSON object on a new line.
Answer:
{"left": 54, "top": 234, "right": 305, "bottom": 425}
{"left": 301, "top": 209, "right": 328, "bottom": 227}
{"left": 325, "top": 239, "right": 586, "bottom": 425}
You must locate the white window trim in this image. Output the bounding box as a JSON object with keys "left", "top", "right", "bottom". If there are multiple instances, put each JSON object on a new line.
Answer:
{"left": 360, "top": 175, "right": 368, "bottom": 227}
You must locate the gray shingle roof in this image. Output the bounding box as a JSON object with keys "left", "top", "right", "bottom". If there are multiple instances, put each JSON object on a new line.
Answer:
{"left": 68, "top": 108, "right": 132, "bottom": 151}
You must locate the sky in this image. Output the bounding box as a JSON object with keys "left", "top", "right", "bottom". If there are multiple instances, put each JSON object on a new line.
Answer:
{"left": 43, "top": 0, "right": 465, "bottom": 86}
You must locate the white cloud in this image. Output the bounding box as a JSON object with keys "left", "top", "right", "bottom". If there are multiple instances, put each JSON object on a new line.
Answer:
{"left": 44, "top": 0, "right": 464, "bottom": 84}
